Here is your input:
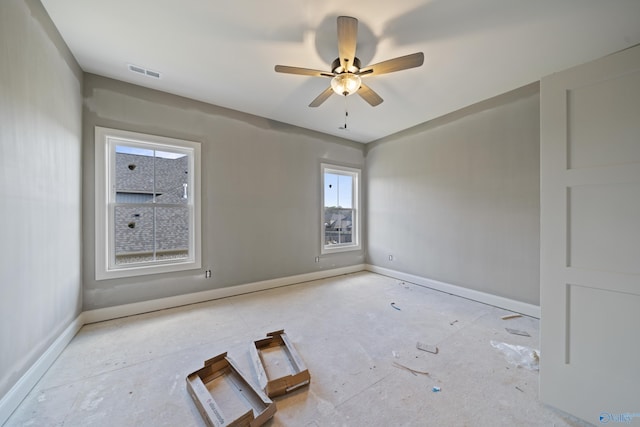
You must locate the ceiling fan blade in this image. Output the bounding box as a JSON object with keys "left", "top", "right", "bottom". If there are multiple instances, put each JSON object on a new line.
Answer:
{"left": 359, "top": 52, "right": 424, "bottom": 76}
{"left": 275, "top": 65, "right": 334, "bottom": 78}
{"left": 309, "top": 87, "right": 334, "bottom": 107}
{"left": 358, "top": 83, "right": 383, "bottom": 106}
{"left": 337, "top": 16, "right": 358, "bottom": 71}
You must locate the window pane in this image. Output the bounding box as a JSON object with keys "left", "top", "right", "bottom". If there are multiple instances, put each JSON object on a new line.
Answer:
{"left": 337, "top": 174, "right": 353, "bottom": 208}
{"left": 155, "top": 206, "right": 189, "bottom": 260}
{"left": 155, "top": 152, "right": 188, "bottom": 205}
{"left": 114, "top": 206, "right": 154, "bottom": 265}
{"left": 324, "top": 172, "right": 353, "bottom": 209}
{"left": 324, "top": 207, "right": 354, "bottom": 245}
{"left": 324, "top": 173, "right": 339, "bottom": 207}
{"left": 114, "top": 205, "right": 190, "bottom": 265}
{"left": 115, "top": 145, "right": 154, "bottom": 196}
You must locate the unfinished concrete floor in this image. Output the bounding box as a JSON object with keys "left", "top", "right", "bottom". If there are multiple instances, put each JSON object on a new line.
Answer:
{"left": 6, "top": 272, "right": 590, "bottom": 426}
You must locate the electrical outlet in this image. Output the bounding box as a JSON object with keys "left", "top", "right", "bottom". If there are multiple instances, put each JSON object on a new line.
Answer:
{"left": 205, "top": 270, "right": 212, "bottom": 278}
{"left": 315, "top": 256, "right": 320, "bottom": 263}
{"left": 388, "top": 255, "right": 394, "bottom": 261}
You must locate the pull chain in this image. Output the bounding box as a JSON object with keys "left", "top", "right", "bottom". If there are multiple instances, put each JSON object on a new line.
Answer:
{"left": 340, "top": 95, "right": 349, "bottom": 130}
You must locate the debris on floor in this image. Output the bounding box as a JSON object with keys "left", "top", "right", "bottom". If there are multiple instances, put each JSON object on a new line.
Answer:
{"left": 501, "top": 313, "right": 523, "bottom": 320}
{"left": 392, "top": 361, "right": 430, "bottom": 376}
{"left": 432, "top": 386, "right": 441, "bottom": 392}
{"left": 250, "top": 329, "right": 311, "bottom": 398}
{"left": 188, "top": 330, "right": 310, "bottom": 426}
{"left": 449, "top": 320, "right": 458, "bottom": 326}
{"left": 416, "top": 342, "right": 438, "bottom": 354}
{"left": 490, "top": 340, "right": 540, "bottom": 371}
{"left": 390, "top": 302, "right": 401, "bottom": 311}
{"left": 186, "top": 352, "right": 276, "bottom": 427}
{"left": 515, "top": 386, "right": 525, "bottom": 392}
{"left": 505, "top": 328, "right": 531, "bottom": 337}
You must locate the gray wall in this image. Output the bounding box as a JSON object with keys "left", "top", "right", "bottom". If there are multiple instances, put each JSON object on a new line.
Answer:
{"left": 366, "top": 84, "right": 540, "bottom": 305}
{"left": 83, "top": 74, "right": 365, "bottom": 310}
{"left": 0, "top": 0, "right": 83, "bottom": 399}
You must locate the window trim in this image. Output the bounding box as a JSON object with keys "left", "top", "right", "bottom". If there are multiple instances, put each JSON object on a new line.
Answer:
{"left": 321, "top": 163, "right": 361, "bottom": 254}
{"left": 95, "top": 126, "right": 201, "bottom": 280}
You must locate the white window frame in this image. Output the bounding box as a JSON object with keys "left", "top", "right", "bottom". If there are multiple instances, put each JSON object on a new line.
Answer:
{"left": 321, "top": 163, "right": 361, "bottom": 254}
{"left": 95, "top": 126, "right": 201, "bottom": 280}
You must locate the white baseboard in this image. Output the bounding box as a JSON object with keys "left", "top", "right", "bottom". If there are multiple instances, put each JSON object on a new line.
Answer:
{"left": 365, "top": 264, "right": 541, "bottom": 318}
{"left": 0, "top": 314, "right": 84, "bottom": 426}
{"left": 83, "top": 264, "right": 366, "bottom": 324}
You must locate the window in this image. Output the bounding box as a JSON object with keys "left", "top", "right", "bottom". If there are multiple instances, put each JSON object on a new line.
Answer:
{"left": 95, "top": 127, "right": 201, "bottom": 280}
{"left": 321, "top": 163, "right": 361, "bottom": 254}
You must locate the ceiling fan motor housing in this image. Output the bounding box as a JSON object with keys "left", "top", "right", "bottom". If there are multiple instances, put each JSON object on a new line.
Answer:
{"left": 331, "top": 57, "right": 361, "bottom": 74}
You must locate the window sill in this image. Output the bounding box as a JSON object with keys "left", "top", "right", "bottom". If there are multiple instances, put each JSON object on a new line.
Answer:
{"left": 321, "top": 244, "right": 361, "bottom": 255}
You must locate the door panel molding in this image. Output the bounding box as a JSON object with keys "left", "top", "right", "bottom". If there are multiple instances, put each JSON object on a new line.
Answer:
{"left": 540, "top": 44, "right": 640, "bottom": 424}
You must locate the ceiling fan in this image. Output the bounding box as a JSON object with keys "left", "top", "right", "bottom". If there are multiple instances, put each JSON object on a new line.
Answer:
{"left": 275, "top": 16, "right": 424, "bottom": 107}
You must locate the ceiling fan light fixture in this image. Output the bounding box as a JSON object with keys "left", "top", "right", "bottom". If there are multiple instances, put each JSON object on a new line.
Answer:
{"left": 331, "top": 73, "right": 361, "bottom": 96}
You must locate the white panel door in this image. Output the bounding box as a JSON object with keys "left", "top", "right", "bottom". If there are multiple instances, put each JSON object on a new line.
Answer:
{"left": 540, "top": 45, "right": 640, "bottom": 425}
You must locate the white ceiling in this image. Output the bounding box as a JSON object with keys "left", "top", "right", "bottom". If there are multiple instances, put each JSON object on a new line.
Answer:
{"left": 41, "top": 0, "right": 640, "bottom": 143}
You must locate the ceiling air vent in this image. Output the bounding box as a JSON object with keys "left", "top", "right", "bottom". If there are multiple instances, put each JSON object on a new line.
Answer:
{"left": 145, "top": 69, "right": 161, "bottom": 79}
{"left": 128, "top": 64, "right": 161, "bottom": 79}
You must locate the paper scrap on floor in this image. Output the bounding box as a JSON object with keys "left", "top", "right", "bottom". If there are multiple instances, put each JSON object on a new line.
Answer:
{"left": 505, "top": 328, "right": 530, "bottom": 337}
